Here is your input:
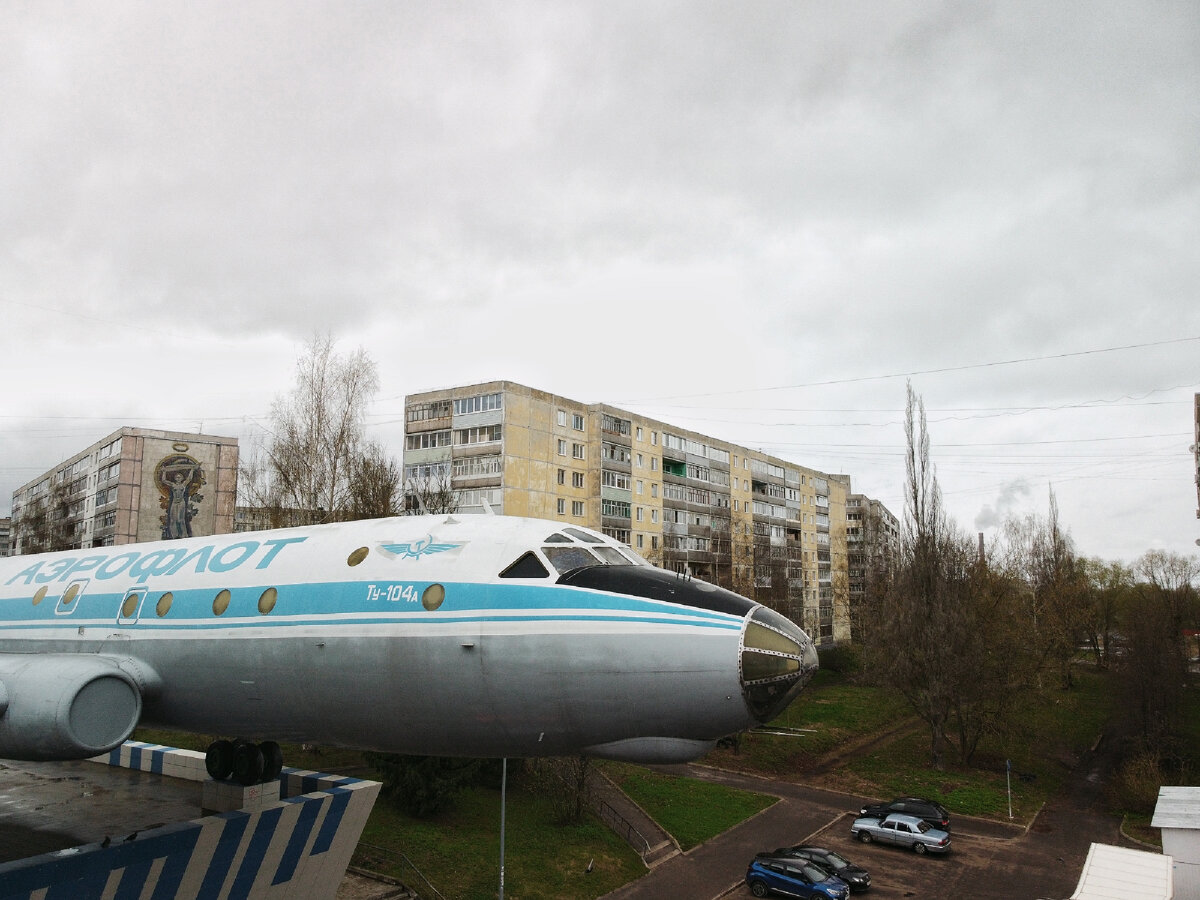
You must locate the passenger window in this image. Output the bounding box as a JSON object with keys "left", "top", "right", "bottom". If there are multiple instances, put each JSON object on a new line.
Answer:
{"left": 499, "top": 552, "right": 551, "bottom": 579}
{"left": 543, "top": 546, "right": 599, "bottom": 574}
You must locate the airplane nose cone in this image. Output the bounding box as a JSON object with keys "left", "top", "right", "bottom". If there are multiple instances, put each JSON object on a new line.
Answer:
{"left": 739, "top": 605, "right": 820, "bottom": 722}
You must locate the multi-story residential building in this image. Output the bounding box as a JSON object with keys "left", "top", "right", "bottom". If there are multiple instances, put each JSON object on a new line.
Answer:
{"left": 846, "top": 493, "right": 901, "bottom": 639}
{"left": 0, "top": 518, "right": 11, "bottom": 557}
{"left": 1194, "top": 393, "right": 1199, "bottom": 520}
{"left": 10, "top": 428, "right": 239, "bottom": 553}
{"left": 403, "top": 381, "right": 890, "bottom": 645}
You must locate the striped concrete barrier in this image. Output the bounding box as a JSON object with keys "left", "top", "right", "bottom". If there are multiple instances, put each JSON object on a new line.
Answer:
{"left": 0, "top": 742, "right": 381, "bottom": 900}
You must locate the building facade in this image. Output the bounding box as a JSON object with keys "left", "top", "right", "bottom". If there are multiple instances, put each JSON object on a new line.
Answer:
{"left": 403, "top": 381, "right": 891, "bottom": 645}
{"left": 10, "top": 428, "right": 239, "bottom": 553}
{"left": 0, "top": 518, "right": 11, "bottom": 557}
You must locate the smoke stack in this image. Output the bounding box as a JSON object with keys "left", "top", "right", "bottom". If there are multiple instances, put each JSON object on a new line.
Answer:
{"left": 978, "top": 532, "right": 985, "bottom": 562}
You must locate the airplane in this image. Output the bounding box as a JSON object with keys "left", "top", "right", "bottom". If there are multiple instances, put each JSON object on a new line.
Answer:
{"left": 0, "top": 513, "right": 819, "bottom": 783}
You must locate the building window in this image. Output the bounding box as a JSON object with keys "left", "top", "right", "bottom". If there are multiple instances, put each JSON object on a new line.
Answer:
{"left": 636, "top": 427, "right": 644, "bottom": 441}
{"left": 636, "top": 507, "right": 644, "bottom": 522}
{"left": 557, "top": 469, "right": 565, "bottom": 485}
{"left": 601, "top": 470, "right": 630, "bottom": 490}
{"left": 557, "top": 439, "right": 567, "bottom": 456}
{"left": 572, "top": 471, "right": 585, "bottom": 488}
{"left": 572, "top": 443, "right": 585, "bottom": 460}
{"left": 455, "top": 424, "right": 502, "bottom": 445}
{"left": 453, "top": 393, "right": 502, "bottom": 416}
{"left": 572, "top": 501, "right": 585, "bottom": 517}
{"left": 405, "top": 430, "right": 452, "bottom": 450}
{"left": 602, "top": 499, "right": 630, "bottom": 518}
{"left": 573, "top": 414, "right": 585, "bottom": 431}
{"left": 651, "top": 483, "right": 658, "bottom": 498}
{"left": 636, "top": 480, "right": 643, "bottom": 495}
{"left": 636, "top": 534, "right": 644, "bottom": 549}
{"left": 452, "top": 455, "right": 501, "bottom": 478}
{"left": 602, "top": 442, "right": 632, "bottom": 464}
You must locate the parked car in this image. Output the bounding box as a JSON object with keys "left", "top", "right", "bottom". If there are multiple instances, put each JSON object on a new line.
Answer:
{"left": 746, "top": 855, "right": 851, "bottom": 898}
{"left": 858, "top": 797, "right": 951, "bottom": 831}
{"left": 770, "top": 846, "right": 872, "bottom": 892}
{"left": 850, "top": 813, "right": 951, "bottom": 855}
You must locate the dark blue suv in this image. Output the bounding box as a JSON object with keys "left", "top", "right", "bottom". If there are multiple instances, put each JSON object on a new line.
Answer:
{"left": 746, "top": 856, "right": 851, "bottom": 899}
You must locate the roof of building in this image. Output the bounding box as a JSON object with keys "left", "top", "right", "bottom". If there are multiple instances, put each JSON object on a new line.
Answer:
{"left": 1152, "top": 786, "right": 1200, "bottom": 830}
{"left": 1069, "top": 843, "right": 1173, "bottom": 900}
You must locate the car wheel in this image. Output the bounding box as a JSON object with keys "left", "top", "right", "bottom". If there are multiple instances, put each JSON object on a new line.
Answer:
{"left": 749, "top": 879, "right": 769, "bottom": 897}
{"left": 913, "top": 842, "right": 927, "bottom": 854}
{"left": 857, "top": 832, "right": 872, "bottom": 844}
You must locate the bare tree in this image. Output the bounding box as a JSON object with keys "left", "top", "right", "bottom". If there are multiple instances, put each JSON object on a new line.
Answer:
{"left": 997, "top": 490, "right": 1088, "bottom": 688}
{"left": 242, "top": 334, "right": 381, "bottom": 525}
{"left": 860, "top": 383, "right": 1017, "bottom": 769}
{"left": 346, "top": 440, "right": 404, "bottom": 520}
{"left": 403, "top": 464, "right": 459, "bottom": 515}
{"left": 14, "top": 482, "right": 73, "bottom": 554}
{"left": 1117, "top": 550, "right": 1200, "bottom": 744}
{"left": 1078, "top": 557, "right": 1133, "bottom": 669}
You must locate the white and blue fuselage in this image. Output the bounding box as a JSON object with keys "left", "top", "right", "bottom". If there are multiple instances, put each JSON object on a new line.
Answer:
{"left": 0, "top": 514, "right": 817, "bottom": 765}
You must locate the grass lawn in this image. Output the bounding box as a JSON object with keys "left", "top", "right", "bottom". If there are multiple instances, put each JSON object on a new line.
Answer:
{"left": 818, "top": 667, "right": 1117, "bottom": 822}
{"left": 601, "top": 763, "right": 777, "bottom": 850}
{"left": 356, "top": 782, "right": 645, "bottom": 900}
{"left": 704, "top": 668, "right": 914, "bottom": 777}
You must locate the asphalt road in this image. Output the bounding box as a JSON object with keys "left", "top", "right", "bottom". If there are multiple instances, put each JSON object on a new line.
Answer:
{"left": 602, "top": 736, "right": 1130, "bottom": 900}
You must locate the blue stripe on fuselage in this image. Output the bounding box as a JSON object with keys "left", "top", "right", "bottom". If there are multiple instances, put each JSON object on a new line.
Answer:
{"left": 0, "top": 581, "right": 744, "bottom": 633}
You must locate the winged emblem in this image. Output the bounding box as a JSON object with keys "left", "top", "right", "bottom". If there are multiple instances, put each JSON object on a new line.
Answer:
{"left": 379, "top": 536, "right": 463, "bottom": 560}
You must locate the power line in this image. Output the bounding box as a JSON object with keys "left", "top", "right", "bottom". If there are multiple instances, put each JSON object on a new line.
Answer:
{"left": 617, "top": 336, "right": 1200, "bottom": 403}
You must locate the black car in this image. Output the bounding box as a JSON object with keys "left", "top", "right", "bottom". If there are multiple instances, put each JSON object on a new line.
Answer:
{"left": 858, "top": 797, "right": 950, "bottom": 832}
{"left": 772, "top": 846, "right": 871, "bottom": 892}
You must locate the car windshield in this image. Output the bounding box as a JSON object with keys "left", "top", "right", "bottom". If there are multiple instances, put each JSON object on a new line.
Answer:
{"left": 801, "top": 864, "right": 828, "bottom": 882}
{"left": 823, "top": 852, "right": 850, "bottom": 869}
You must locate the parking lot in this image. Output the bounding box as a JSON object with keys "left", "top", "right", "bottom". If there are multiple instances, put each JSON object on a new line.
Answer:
{"left": 724, "top": 812, "right": 1036, "bottom": 898}
{"left": 603, "top": 759, "right": 1127, "bottom": 900}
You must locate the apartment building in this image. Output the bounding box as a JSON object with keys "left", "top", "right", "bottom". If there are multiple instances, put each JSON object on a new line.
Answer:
{"left": 403, "top": 380, "right": 892, "bottom": 645}
{"left": 0, "top": 518, "right": 11, "bottom": 557}
{"left": 10, "top": 428, "right": 239, "bottom": 553}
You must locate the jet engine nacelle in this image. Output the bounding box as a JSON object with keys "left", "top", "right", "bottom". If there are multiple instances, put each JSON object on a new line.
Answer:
{"left": 0, "top": 654, "right": 152, "bottom": 761}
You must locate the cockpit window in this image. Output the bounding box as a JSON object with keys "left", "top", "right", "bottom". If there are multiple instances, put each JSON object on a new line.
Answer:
{"left": 563, "top": 527, "right": 604, "bottom": 544}
{"left": 543, "top": 546, "right": 600, "bottom": 574}
{"left": 543, "top": 533, "right": 573, "bottom": 543}
{"left": 592, "top": 546, "right": 630, "bottom": 565}
{"left": 499, "top": 552, "right": 551, "bottom": 579}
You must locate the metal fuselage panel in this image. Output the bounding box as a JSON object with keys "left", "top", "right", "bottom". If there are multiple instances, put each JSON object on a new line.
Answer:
{"left": 0, "top": 515, "right": 754, "bottom": 758}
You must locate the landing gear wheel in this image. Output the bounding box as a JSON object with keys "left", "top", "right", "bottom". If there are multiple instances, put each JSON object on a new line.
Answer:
{"left": 858, "top": 831, "right": 872, "bottom": 843}
{"left": 259, "top": 740, "right": 284, "bottom": 782}
{"left": 914, "top": 842, "right": 927, "bottom": 854}
{"left": 205, "top": 740, "right": 234, "bottom": 781}
{"left": 231, "top": 740, "right": 265, "bottom": 786}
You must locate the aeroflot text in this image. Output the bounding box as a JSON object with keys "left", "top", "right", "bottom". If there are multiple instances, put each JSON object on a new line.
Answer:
{"left": 4, "top": 537, "right": 309, "bottom": 587}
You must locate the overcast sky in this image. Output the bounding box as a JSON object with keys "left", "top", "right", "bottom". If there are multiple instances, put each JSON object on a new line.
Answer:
{"left": 3, "top": 1, "right": 1198, "bottom": 564}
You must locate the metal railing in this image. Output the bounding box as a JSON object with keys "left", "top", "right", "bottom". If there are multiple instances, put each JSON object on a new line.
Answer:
{"left": 594, "top": 796, "right": 652, "bottom": 860}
